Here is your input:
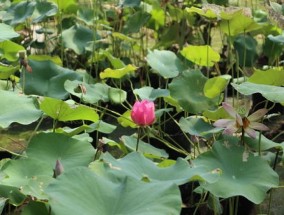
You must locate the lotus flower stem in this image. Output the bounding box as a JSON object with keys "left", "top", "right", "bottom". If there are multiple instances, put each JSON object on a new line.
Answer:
{"left": 136, "top": 127, "right": 141, "bottom": 152}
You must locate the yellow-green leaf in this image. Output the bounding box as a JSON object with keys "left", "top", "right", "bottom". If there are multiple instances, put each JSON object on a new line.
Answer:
{"left": 180, "top": 45, "right": 220, "bottom": 67}
{"left": 40, "top": 97, "right": 99, "bottom": 122}
{"left": 117, "top": 110, "right": 137, "bottom": 128}
{"left": 100, "top": 64, "right": 137, "bottom": 79}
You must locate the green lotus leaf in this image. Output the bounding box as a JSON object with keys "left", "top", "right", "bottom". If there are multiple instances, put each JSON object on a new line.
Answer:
{"left": 169, "top": 70, "right": 219, "bottom": 114}
{"left": 248, "top": 67, "right": 284, "bottom": 86}
{"left": 32, "top": 1, "right": 58, "bottom": 23}
{"left": 26, "top": 133, "right": 96, "bottom": 170}
{"left": 204, "top": 75, "right": 230, "bottom": 98}
{"left": 0, "top": 23, "right": 19, "bottom": 42}
{"left": 0, "top": 185, "right": 26, "bottom": 206}
{"left": 0, "top": 159, "right": 54, "bottom": 200}
{"left": 186, "top": 6, "right": 218, "bottom": 19}
{"left": 50, "top": 0, "right": 78, "bottom": 14}
{"left": 120, "top": 0, "right": 141, "bottom": 7}
{"left": 231, "top": 82, "right": 284, "bottom": 103}
{"left": 0, "top": 64, "right": 19, "bottom": 79}
{"left": 268, "top": 33, "right": 284, "bottom": 43}
{"left": 123, "top": 10, "right": 151, "bottom": 34}
{"left": 46, "top": 167, "right": 181, "bottom": 215}
{"left": 234, "top": 35, "right": 257, "bottom": 67}
{"left": 194, "top": 141, "right": 279, "bottom": 204}
{"left": 64, "top": 80, "right": 110, "bottom": 104}
{"left": 180, "top": 45, "right": 220, "bottom": 67}
{"left": 0, "top": 90, "right": 42, "bottom": 128}
{"left": 102, "top": 50, "right": 125, "bottom": 69}
{"left": 28, "top": 55, "right": 62, "bottom": 66}
{"left": 244, "top": 132, "right": 283, "bottom": 151}
{"left": 56, "top": 125, "right": 91, "bottom": 137}
{"left": 0, "top": 40, "right": 25, "bottom": 62}
{"left": 0, "top": 198, "right": 6, "bottom": 214}
{"left": 108, "top": 87, "right": 127, "bottom": 104}
{"left": 62, "top": 24, "right": 94, "bottom": 54}
{"left": 202, "top": 106, "right": 231, "bottom": 120}
{"left": 87, "top": 120, "right": 117, "bottom": 134}
{"left": 39, "top": 97, "right": 99, "bottom": 123}
{"left": 133, "top": 86, "right": 170, "bottom": 101}
{"left": 3, "top": 1, "right": 36, "bottom": 25}
{"left": 146, "top": 49, "right": 185, "bottom": 78}
{"left": 21, "top": 59, "right": 82, "bottom": 99}
{"left": 77, "top": 7, "right": 94, "bottom": 26}
{"left": 121, "top": 135, "right": 169, "bottom": 159}
{"left": 111, "top": 32, "right": 135, "bottom": 42}
{"left": 90, "top": 152, "right": 219, "bottom": 185}
{"left": 21, "top": 201, "right": 49, "bottom": 215}
{"left": 100, "top": 64, "right": 137, "bottom": 79}
{"left": 220, "top": 11, "right": 261, "bottom": 36}
{"left": 179, "top": 117, "right": 220, "bottom": 138}
{"left": 117, "top": 110, "right": 137, "bottom": 128}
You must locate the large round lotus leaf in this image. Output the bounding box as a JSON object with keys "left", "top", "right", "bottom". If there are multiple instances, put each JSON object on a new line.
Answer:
{"left": 46, "top": 167, "right": 181, "bottom": 215}
{"left": 77, "top": 7, "right": 94, "bottom": 26}
{"left": 1, "top": 159, "right": 54, "bottom": 200}
{"left": 204, "top": 75, "right": 230, "bottom": 99}
{"left": 133, "top": 86, "right": 169, "bottom": 101}
{"left": 108, "top": 87, "right": 127, "bottom": 104}
{"left": 0, "top": 185, "right": 26, "bottom": 206}
{"left": 90, "top": 152, "right": 219, "bottom": 185}
{"left": 26, "top": 133, "right": 96, "bottom": 171}
{"left": 169, "top": 70, "right": 219, "bottom": 114}
{"left": 121, "top": 135, "right": 169, "bottom": 159}
{"left": 0, "top": 40, "right": 25, "bottom": 62}
{"left": 231, "top": 82, "right": 284, "bottom": 103}
{"left": 39, "top": 97, "right": 99, "bottom": 123}
{"left": 0, "top": 90, "right": 42, "bottom": 128}
{"left": 248, "top": 67, "right": 284, "bottom": 86}
{"left": 194, "top": 141, "right": 279, "bottom": 204}
{"left": 268, "top": 33, "right": 284, "bottom": 43}
{"left": 186, "top": 7, "right": 218, "bottom": 19}
{"left": 179, "top": 117, "right": 220, "bottom": 138}
{"left": 62, "top": 24, "right": 94, "bottom": 55}
{"left": 32, "top": 1, "right": 58, "bottom": 23}
{"left": 29, "top": 55, "right": 62, "bottom": 66}
{"left": 146, "top": 49, "right": 185, "bottom": 78}
{"left": 0, "top": 23, "right": 19, "bottom": 42}
{"left": 3, "top": 1, "right": 36, "bottom": 25}
{"left": 220, "top": 11, "right": 261, "bottom": 36}
{"left": 21, "top": 59, "right": 82, "bottom": 99}
{"left": 244, "top": 132, "right": 282, "bottom": 151}
{"left": 233, "top": 35, "right": 257, "bottom": 67}
{"left": 180, "top": 45, "right": 220, "bottom": 67}
{"left": 64, "top": 80, "right": 110, "bottom": 104}
{"left": 123, "top": 10, "right": 151, "bottom": 34}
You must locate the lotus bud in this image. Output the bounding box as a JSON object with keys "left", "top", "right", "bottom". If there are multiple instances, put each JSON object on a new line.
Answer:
{"left": 131, "top": 100, "right": 155, "bottom": 126}
{"left": 53, "top": 159, "right": 64, "bottom": 178}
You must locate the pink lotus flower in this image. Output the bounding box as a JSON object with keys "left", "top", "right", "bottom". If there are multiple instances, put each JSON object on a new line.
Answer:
{"left": 213, "top": 102, "right": 269, "bottom": 138}
{"left": 131, "top": 100, "right": 155, "bottom": 126}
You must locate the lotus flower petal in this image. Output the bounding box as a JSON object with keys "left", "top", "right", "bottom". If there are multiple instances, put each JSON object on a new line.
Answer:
{"left": 213, "top": 119, "right": 234, "bottom": 128}
{"left": 249, "top": 122, "right": 269, "bottom": 131}
{"left": 222, "top": 102, "right": 238, "bottom": 118}
{"left": 244, "top": 127, "right": 256, "bottom": 139}
{"left": 223, "top": 123, "right": 239, "bottom": 135}
{"left": 248, "top": 109, "right": 268, "bottom": 122}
